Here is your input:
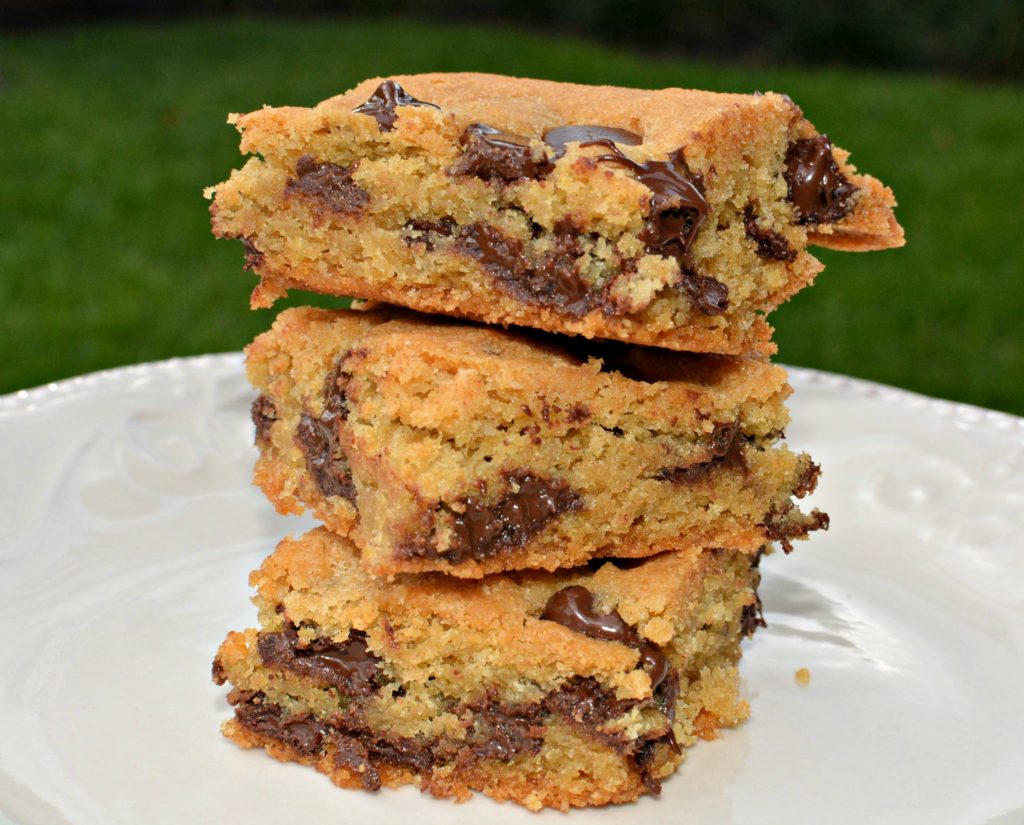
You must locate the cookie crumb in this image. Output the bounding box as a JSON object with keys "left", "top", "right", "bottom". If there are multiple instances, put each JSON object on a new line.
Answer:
{"left": 794, "top": 667, "right": 811, "bottom": 685}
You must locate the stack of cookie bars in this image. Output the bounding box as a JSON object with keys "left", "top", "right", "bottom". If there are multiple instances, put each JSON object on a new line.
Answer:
{"left": 207, "top": 73, "right": 903, "bottom": 810}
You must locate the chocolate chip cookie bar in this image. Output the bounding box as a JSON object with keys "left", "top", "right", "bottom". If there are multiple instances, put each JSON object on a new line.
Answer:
{"left": 246, "top": 306, "right": 826, "bottom": 578}
{"left": 207, "top": 72, "right": 903, "bottom": 356}
{"left": 212, "top": 527, "right": 764, "bottom": 810}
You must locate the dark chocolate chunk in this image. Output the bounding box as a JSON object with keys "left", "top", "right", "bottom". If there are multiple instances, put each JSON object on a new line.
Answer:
{"left": 761, "top": 505, "right": 830, "bottom": 553}
{"left": 575, "top": 143, "right": 722, "bottom": 314}
{"left": 543, "top": 124, "right": 643, "bottom": 158}
{"left": 296, "top": 413, "right": 354, "bottom": 500}
{"left": 740, "top": 592, "right": 767, "bottom": 637}
{"left": 565, "top": 404, "right": 591, "bottom": 424}
{"left": 678, "top": 271, "right": 729, "bottom": 315}
{"left": 543, "top": 677, "right": 637, "bottom": 737}
{"left": 457, "top": 221, "right": 596, "bottom": 316}
{"left": 258, "top": 623, "right": 380, "bottom": 697}
{"left": 234, "top": 700, "right": 328, "bottom": 757}
{"left": 656, "top": 421, "right": 748, "bottom": 483}
{"left": 592, "top": 146, "right": 709, "bottom": 262}
{"left": 784, "top": 135, "right": 858, "bottom": 224}
{"left": 463, "top": 694, "right": 545, "bottom": 763}
{"left": 401, "top": 216, "right": 456, "bottom": 250}
{"left": 295, "top": 356, "right": 355, "bottom": 501}
{"left": 443, "top": 470, "right": 583, "bottom": 563}
{"left": 541, "top": 586, "right": 670, "bottom": 689}
{"left": 241, "top": 237, "right": 264, "bottom": 271}
{"left": 333, "top": 734, "right": 380, "bottom": 790}
{"left": 453, "top": 122, "right": 553, "bottom": 183}
{"left": 285, "top": 155, "right": 369, "bottom": 215}
{"left": 352, "top": 79, "right": 439, "bottom": 132}
{"left": 743, "top": 204, "right": 797, "bottom": 262}
{"left": 793, "top": 460, "right": 822, "bottom": 498}
{"left": 211, "top": 657, "right": 227, "bottom": 686}
{"left": 251, "top": 394, "right": 277, "bottom": 444}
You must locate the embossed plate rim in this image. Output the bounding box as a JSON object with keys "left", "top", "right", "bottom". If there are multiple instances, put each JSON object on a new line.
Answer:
{"left": 1, "top": 355, "right": 1022, "bottom": 825}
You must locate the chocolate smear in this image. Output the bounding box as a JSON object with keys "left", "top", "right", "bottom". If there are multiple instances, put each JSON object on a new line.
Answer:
{"left": 679, "top": 272, "right": 729, "bottom": 315}
{"left": 453, "top": 122, "right": 553, "bottom": 183}
{"left": 541, "top": 586, "right": 670, "bottom": 689}
{"left": 761, "top": 505, "right": 830, "bottom": 553}
{"left": 258, "top": 623, "right": 380, "bottom": 697}
{"left": 743, "top": 204, "right": 797, "bottom": 261}
{"left": 457, "top": 221, "right": 596, "bottom": 316}
{"left": 441, "top": 470, "right": 582, "bottom": 563}
{"left": 295, "top": 355, "right": 355, "bottom": 501}
{"left": 577, "top": 143, "right": 723, "bottom": 314}
{"left": 543, "top": 124, "right": 643, "bottom": 158}
{"left": 285, "top": 155, "right": 369, "bottom": 215}
{"left": 353, "top": 79, "right": 439, "bottom": 132}
{"left": 740, "top": 592, "right": 767, "bottom": 637}
{"left": 784, "top": 135, "right": 858, "bottom": 224}
{"left": 251, "top": 394, "right": 277, "bottom": 443}
{"left": 401, "top": 216, "right": 456, "bottom": 250}
{"left": 234, "top": 700, "right": 328, "bottom": 756}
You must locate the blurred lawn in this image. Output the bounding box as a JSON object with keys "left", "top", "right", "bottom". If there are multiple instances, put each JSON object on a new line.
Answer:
{"left": 2, "top": 18, "right": 1022, "bottom": 414}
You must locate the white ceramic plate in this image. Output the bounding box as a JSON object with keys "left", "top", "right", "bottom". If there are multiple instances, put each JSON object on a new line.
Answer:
{"left": 1, "top": 355, "right": 1022, "bottom": 825}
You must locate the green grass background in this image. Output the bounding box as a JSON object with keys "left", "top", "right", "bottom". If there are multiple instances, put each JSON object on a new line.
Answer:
{"left": 2, "top": 18, "right": 1022, "bottom": 413}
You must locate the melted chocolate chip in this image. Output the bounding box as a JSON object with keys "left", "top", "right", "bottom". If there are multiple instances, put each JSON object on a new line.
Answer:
{"left": 234, "top": 700, "right": 328, "bottom": 756}
{"left": 352, "top": 79, "right": 439, "bottom": 132}
{"left": 444, "top": 470, "right": 583, "bottom": 563}
{"left": 295, "top": 356, "right": 355, "bottom": 501}
{"left": 258, "top": 623, "right": 380, "bottom": 697}
{"left": 541, "top": 586, "right": 670, "bottom": 689}
{"left": 285, "top": 155, "right": 369, "bottom": 215}
{"left": 296, "top": 413, "right": 353, "bottom": 500}
{"left": 743, "top": 204, "right": 797, "bottom": 262}
{"left": 463, "top": 694, "right": 545, "bottom": 763}
{"left": 453, "top": 123, "right": 553, "bottom": 183}
{"left": 251, "top": 394, "right": 277, "bottom": 443}
{"left": 457, "top": 221, "right": 596, "bottom": 316}
{"left": 656, "top": 421, "right": 748, "bottom": 483}
{"left": 401, "top": 217, "right": 456, "bottom": 250}
{"left": 591, "top": 145, "right": 709, "bottom": 263}
{"left": 784, "top": 135, "right": 858, "bottom": 224}
{"left": 679, "top": 272, "right": 729, "bottom": 315}
{"left": 577, "top": 144, "right": 721, "bottom": 314}
{"left": 333, "top": 734, "right": 380, "bottom": 790}
{"left": 543, "top": 677, "right": 637, "bottom": 737}
{"left": 543, "top": 124, "right": 643, "bottom": 158}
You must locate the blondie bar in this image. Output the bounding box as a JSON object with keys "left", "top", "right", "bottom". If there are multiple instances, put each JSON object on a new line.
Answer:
{"left": 208, "top": 73, "right": 903, "bottom": 355}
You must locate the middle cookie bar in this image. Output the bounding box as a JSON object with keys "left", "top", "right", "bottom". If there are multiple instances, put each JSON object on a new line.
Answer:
{"left": 247, "top": 306, "right": 827, "bottom": 578}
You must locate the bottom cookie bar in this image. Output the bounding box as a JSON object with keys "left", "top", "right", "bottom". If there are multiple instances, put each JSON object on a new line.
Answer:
{"left": 212, "top": 528, "right": 765, "bottom": 810}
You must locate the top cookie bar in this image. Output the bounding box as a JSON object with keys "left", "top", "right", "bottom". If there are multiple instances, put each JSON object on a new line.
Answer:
{"left": 208, "top": 72, "right": 903, "bottom": 355}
